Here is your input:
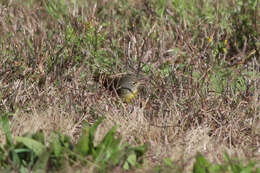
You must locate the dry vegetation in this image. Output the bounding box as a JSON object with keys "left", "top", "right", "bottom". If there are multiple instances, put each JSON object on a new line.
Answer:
{"left": 0, "top": 0, "right": 259, "bottom": 172}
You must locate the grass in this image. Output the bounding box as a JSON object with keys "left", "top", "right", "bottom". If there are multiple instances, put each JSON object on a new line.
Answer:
{"left": 0, "top": 0, "right": 259, "bottom": 172}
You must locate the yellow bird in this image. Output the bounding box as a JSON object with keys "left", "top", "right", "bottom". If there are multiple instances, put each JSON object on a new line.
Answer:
{"left": 116, "top": 74, "right": 141, "bottom": 103}
{"left": 94, "top": 72, "right": 142, "bottom": 103}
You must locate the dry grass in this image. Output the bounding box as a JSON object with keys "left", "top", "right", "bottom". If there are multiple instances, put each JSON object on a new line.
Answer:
{"left": 0, "top": 0, "right": 259, "bottom": 172}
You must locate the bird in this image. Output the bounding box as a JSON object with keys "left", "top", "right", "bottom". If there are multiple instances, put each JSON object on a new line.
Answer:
{"left": 94, "top": 72, "right": 142, "bottom": 103}
{"left": 116, "top": 74, "right": 141, "bottom": 103}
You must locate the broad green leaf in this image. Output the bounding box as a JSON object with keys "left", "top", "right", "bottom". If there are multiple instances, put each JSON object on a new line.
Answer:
{"left": 31, "top": 131, "right": 45, "bottom": 145}
{"left": 15, "top": 136, "right": 46, "bottom": 156}
{"left": 14, "top": 148, "right": 31, "bottom": 153}
{"left": 126, "top": 152, "right": 137, "bottom": 167}
{"left": 123, "top": 161, "right": 130, "bottom": 170}
{"left": 52, "top": 136, "right": 63, "bottom": 157}
{"left": 32, "top": 149, "right": 50, "bottom": 173}
{"left": 0, "top": 114, "right": 13, "bottom": 147}
{"left": 74, "top": 126, "right": 90, "bottom": 156}
{"left": 20, "top": 166, "right": 29, "bottom": 173}
{"left": 10, "top": 150, "right": 21, "bottom": 167}
{"left": 74, "top": 116, "right": 105, "bottom": 156}
{"left": 99, "top": 125, "right": 117, "bottom": 148}
{"left": 208, "top": 164, "right": 223, "bottom": 173}
{"left": 108, "top": 147, "right": 124, "bottom": 166}
{"left": 94, "top": 125, "right": 118, "bottom": 161}
{"left": 89, "top": 117, "right": 105, "bottom": 155}
{"left": 59, "top": 133, "right": 72, "bottom": 149}
{"left": 129, "top": 144, "right": 147, "bottom": 157}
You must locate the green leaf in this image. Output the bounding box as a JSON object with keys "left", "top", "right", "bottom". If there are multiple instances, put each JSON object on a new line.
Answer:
{"left": 0, "top": 114, "right": 13, "bottom": 147}
{"left": 164, "top": 158, "right": 174, "bottom": 167}
{"left": 74, "top": 125, "right": 90, "bottom": 156}
{"left": 155, "top": 0, "right": 166, "bottom": 17}
{"left": 59, "top": 133, "right": 72, "bottom": 149}
{"left": 15, "top": 136, "right": 46, "bottom": 156}
{"left": 10, "top": 150, "right": 21, "bottom": 167}
{"left": 126, "top": 152, "right": 137, "bottom": 167}
{"left": 20, "top": 166, "right": 29, "bottom": 173}
{"left": 98, "top": 125, "right": 117, "bottom": 149}
{"left": 231, "top": 76, "right": 247, "bottom": 93}
{"left": 52, "top": 136, "right": 63, "bottom": 157}
{"left": 159, "top": 61, "right": 172, "bottom": 77}
{"left": 240, "top": 164, "right": 255, "bottom": 173}
{"left": 74, "top": 116, "right": 105, "bottom": 156}
{"left": 94, "top": 125, "right": 118, "bottom": 162}
{"left": 44, "top": 0, "right": 68, "bottom": 20}
{"left": 89, "top": 117, "right": 105, "bottom": 155}
{"left": 192, "top": 71, "right": 201, "bottom": 81}
{"left": 193, "top": 153, "right": 211, "bottom": 173}
{"left": 32, "top": 149, "right": 50, "bottom": 173}
{"left": 128, "top": 144, "right": 147, "bottom": 158}
{"left": 142, "top": 64, "right": 153, "bottom": 73}
{"left": 31, "top": 131, "right": 45, "bottom": 145}
{"left": 108, "top": 146, "right": 124, "bottom": 166}
{"left": 123, "top": 161, "right": 130, "bottom": 170}
{"left": 208, "top": 164, "right": 223, "bottom": 173}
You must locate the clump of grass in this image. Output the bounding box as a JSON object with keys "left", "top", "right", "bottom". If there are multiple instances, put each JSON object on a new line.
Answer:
{"left": 0, "top": 115, "right": 147, "bottom": 172}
